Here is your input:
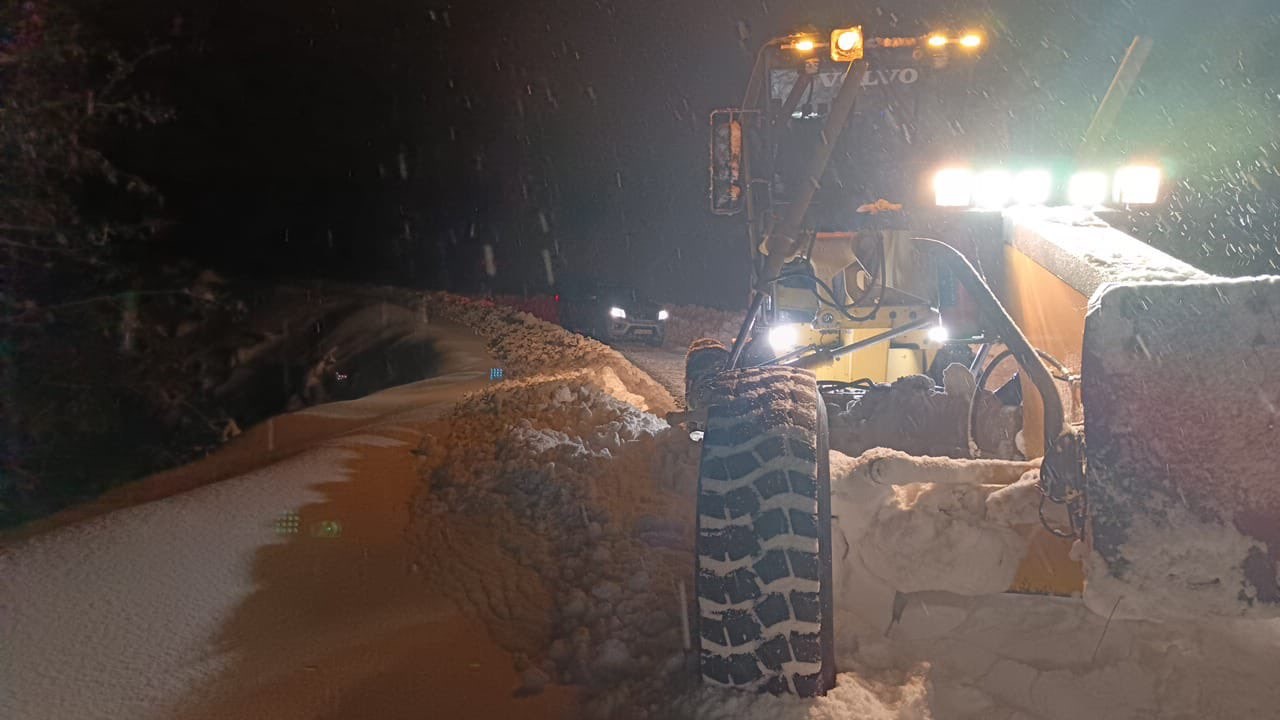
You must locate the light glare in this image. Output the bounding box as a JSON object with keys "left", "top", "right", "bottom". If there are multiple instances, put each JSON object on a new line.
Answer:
{"left": 1012, "top": 169, "right": 1053, "bottom": 205}
{"left": 1068, "top": 172, "right": 1109, "bottom": 207}
{"left": 658, "top": 309, "right": 670, "bottom": 321}
{"left": 973, "top": 170, "right": 1013, "bottom": 209}
{"left": 609, "top": 306, "right": 626, "bottom": 319}
{"left": 927, "top": 325, "right": 950, "bottom": 343}
{"left": 927, "top": 34, "right": 948, "bottom": 47}
{"left": 933, "top": 168, "right": 973, "bottom": 207}
{"left": 768, "top": 325, "right": 800, "bottom": 353}
{"left": 960, "top": 34, "right": 983, "bottom": 48}
{"left": 830, "top": 26, "right": 864, "bottom": 60}
{"left": 793, "top": 38, "right": 816, "bottom": 52}
{"left": 1113, "top": 165, "right": 1161, "bottom": 204}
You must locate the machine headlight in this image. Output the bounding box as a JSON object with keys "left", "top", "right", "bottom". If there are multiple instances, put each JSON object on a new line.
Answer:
{"left": 1068, "top": 171, "right": 1109, "bottom": 207}
{"left": 830, "top": 26, "right": 864, "bottom": 61}
{"left": 973, "top": 170, "right": 1013, "bottom": 210}
{"left": 1012, "top": 169, "right": 1053, "bottom": 205}
{"left": 927, "top": 34, "right": 948, "bottom": 48}
{"left": 658, "top": 309, "right": 670, "bottom": 321}
{"left": 933, "top": 168, "right": 973, "bottom": 207}
{"left": 609, "top": 306, "right": 626, "bottom": 319}
{"left": 959, "top": 33, "right": 983, "bottom": 48}
{"left": 767, "top": 325, "right": 800, "bottom": 353}
{"left": 1113, "top": 165, "right": 1161, "bottom": 205}
{"left": 791, "top": 37, "right": 816, "bottom": 53}
{"left": 927, "top": 324, "right": 950, "bottom": 343}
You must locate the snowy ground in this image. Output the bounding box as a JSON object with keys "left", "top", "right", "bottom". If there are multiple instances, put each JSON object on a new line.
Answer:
{"left": 4, "top": 291, "right": 1279, "bottom": 720}
{"left": 613, "top": 343, "right": 689, "bottom": 406}
{"left": 0, "top": 304, "right": 578, "bottom": 720}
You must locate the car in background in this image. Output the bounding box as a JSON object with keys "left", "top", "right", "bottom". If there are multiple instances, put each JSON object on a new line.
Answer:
{"left": 558, "top": 280, "right": 669, "bottom": 346}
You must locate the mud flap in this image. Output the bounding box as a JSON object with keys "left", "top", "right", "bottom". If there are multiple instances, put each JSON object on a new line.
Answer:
{"left": 1081, "top": 277, "right": 1280, "bottom": 618}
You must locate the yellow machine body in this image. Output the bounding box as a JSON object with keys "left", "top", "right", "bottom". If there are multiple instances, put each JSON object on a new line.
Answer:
{"left": 770, "top": 230, "right": 1090, "bottom": 597}
{"left": 770, "top": 232, "right": 942, "bottom": 385}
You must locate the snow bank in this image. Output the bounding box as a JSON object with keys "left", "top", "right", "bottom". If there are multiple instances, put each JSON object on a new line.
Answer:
{"left": 678, "top": 670, "right": 932, "bottom": 720}
{"left": 423, "top": 293, "right": 677, "bottom": 415}
{"left": 831, "top": 449, "right": 1045, "bottom": 598}
{"left": 409, "top": 371, "right": 703, "bottom": 715}
{"left": 660, "top": 304, "right": 742, "bottom": 352}
{"left": 815, "top": 447, "right": 1280, "bottom": 720}
{"left": 280, "top": 287, "right": 1280, "bottom": 720}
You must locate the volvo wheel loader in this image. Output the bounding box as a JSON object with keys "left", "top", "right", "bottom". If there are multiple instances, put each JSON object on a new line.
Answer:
{"left": 687, "top": 24, "right": 1280, "bottom": 697}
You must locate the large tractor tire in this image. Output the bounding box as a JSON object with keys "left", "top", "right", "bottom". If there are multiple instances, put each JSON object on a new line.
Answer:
{"left": 694, "top": 366, "right": 835, "bottom": 696}
{"left": 684, "top": 338, "right": 729, "bottom": 411}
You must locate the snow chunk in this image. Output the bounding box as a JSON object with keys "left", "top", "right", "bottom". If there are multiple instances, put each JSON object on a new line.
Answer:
{"left": 1083, "top": 503, "right": 1272, "bottom": 621}
{"left": 680, "top": 669, "right": 931, "bottom": 719}
{"left": 832, "top": 449, "right": 1040, "bottom": 596}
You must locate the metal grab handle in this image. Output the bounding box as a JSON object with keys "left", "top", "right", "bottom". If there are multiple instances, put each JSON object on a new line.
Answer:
{"left": 916, "top": 237, "right": 1086, "bottom": 538}
{"left": 908, "top": 237, "right": 1068, "bottom": 455}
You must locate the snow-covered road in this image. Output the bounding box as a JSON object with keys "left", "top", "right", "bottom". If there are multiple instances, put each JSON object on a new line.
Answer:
{"left": 0, "top": 317, "right": 578, "bottom": 720}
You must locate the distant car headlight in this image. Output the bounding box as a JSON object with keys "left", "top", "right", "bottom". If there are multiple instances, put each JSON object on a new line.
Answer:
{"left": 767, "top": 325, "right": 800, "bottom": 353}
{"left": 609, "top": 306, "right": 626, "bottom": 319}
{"left": 1113, "top": 165, "right": 1161, "bottom": 205}
{"left": 657, "top": 309, "right": 669, "bottom": 321}
{"left": 1068, "top": 171, "right": 1109, "bottom": 207}
{"left": 933, "top": 168, "right": 973, "bottom": 207}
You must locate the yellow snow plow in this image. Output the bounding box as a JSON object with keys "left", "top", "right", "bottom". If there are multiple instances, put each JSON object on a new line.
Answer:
{"left": 687, "top": 22, "right": 1280, "bottom": 697}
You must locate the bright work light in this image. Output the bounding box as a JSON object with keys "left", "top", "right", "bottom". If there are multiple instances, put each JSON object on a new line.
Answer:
{"left": 927, "top": 34, "right": 948, "bottom": 47}
{"left": 658, "top": 309, "right": 670, "bottom": 321}
{"left": 791, "top": 37, "right": 816, "bottom": 53}
{"left": 1012, "top": 169, "right": 1053, "bottom": 205}
{"left": 1068, "top": 172, "right": 1109, "bottom": 207}
{"left": 609, "top": 306, "right": 626, "bottom": 319}
{"left": 830, "top": 26, "right": 864, "bottom": 61}
{"left": 933, "top": 168, "right": 973, "bottom": 207}
{"left": 1113, "top": 165, "right": 1161, "bottom": 205}
{"left": 768, "top": 325, "right": 800, "bottom": 353}
{"left": 973, "top": 170, "right": 1013, "bottom": 209}
{"left": 959, "top": 33, "right": 983, "bottom": 48}
{"left": 927, "top": 324, "right": 950, "bottom": 343}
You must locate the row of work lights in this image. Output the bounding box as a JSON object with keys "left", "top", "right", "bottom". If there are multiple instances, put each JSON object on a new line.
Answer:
{"left": 932, "top": 165, "right": 1162, "bottom": 208}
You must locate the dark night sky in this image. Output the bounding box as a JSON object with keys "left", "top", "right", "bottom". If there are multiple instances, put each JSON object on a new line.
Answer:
{"left": 82, "top": 0, "right": 1280, "bottom": 307}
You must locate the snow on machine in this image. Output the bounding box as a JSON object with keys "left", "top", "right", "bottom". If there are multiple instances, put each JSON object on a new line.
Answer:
{"left": 684, "top": 24, "right": 1280, "bottom": 696}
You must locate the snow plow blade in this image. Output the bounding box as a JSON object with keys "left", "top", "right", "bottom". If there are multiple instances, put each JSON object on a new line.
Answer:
{"left": 1081, "top": 277, "right": 1280, "bottom": 619}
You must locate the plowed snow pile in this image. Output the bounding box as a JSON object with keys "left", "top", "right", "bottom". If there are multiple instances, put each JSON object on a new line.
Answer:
{"left": 423, "top": 293, "right": 676, "bottom": 415}
{"left": 6, "top": 288, "right": 1258, "bottom": 720}
{"left": 661, "top": 304, "right": 741, "bottom": 352}
{"left": 414, "top": 296, "right": 1280, "bottom": 720}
